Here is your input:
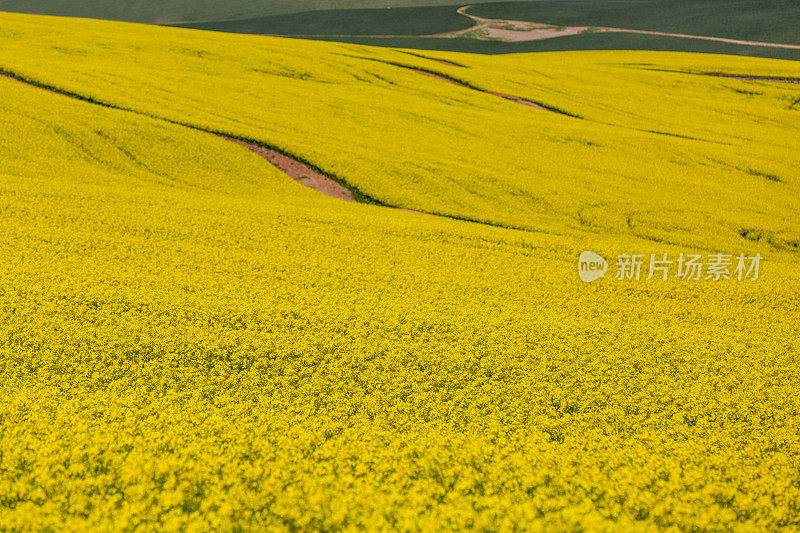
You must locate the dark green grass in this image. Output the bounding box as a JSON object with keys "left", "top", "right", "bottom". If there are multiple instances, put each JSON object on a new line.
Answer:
{"left": 168, "top": 1, "right": 800, "bottom": 61}
{"left": 290, "top": 33, "right": 800, "bottom": 61}
{"left": 173, "top": 6, "right": 473, "bottom": 36}
{"left": 469, "top": 1, "right": 800, "bottom": 45}
{"left": 0, "top": 0, "right": 505, "bottom": 24}
{"left": 5, "top": 0, "right": 798, "bottom": 61}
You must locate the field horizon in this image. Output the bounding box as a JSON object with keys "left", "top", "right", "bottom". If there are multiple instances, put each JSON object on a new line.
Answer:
{"left": 4, "top": 1, "right": 799, "bottom": 59}
{"left": 173, "top": 1, "right": 800, "bottom": 59}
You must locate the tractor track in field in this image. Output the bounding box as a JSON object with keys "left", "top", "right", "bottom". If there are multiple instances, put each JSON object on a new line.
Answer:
{"left": 343, "top": 54, "right": 581, "bottom": 117}
{"left": 222, "top": 137, "right": 356, "bottom": 202}
{"left": 0, "top": 69, "right": 546, "bottom": 234}
{"left": 0, "top": 71, "right": 363, "bottom": 203}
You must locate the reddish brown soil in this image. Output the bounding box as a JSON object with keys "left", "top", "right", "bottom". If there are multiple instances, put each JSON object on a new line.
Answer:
{"left": 223, "top": 137, "right": 356, "bottom": 202}
{"left": 2, "top": 72, "right": 357, "bottom": 203}
{"left": 2, "top": 70, "right": 508, "bottom": 224}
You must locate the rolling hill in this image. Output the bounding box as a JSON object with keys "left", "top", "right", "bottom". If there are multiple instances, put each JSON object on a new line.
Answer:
{"left": 1, "top": 10, "right": 800, "bottom": 531}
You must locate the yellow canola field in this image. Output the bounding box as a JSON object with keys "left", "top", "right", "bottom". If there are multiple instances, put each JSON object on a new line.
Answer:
{"left": 0, "top": 12, "right": 799, "bottom": 532}
{"left": 1, "top": 13, "right": 800, "bottom": 248}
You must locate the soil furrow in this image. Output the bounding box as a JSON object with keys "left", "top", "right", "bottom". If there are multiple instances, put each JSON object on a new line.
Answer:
{"left": 0, "top": 71, "right": 362, "bottom": 203}
{"left": 223, "top": 137, "right": 355, "bottom": 202}
{"left": 0, "top": 69, "right": 542, "bottom": 233}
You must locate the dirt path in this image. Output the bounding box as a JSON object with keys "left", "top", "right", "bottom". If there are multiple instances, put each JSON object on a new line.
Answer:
{"left": 0, "top": 68, "right": 546, "bottom": 232}
{"left": 1, "top": 69, "right": 470, "bottom": 224}
{"left": 222, "top": 137, "right": 355, "bottom": 201}
{"left": 606, "top": 28, "right": 800, "bottom": 50}
{"left": 1, "top": 71, "right": 361, "bottom": 203}
{"left": 433, "top": 5, "right": 592, "bottom": 41}
{"left": 267, "top": 5, "right": 800, "bottom": 50}
{"left": 436, "top": 5, "right": 800, "bottom": 49}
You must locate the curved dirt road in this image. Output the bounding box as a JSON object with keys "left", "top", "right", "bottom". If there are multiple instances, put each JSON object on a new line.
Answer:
{"left": 436, "top": 5, "right": 800, "bottom": 50}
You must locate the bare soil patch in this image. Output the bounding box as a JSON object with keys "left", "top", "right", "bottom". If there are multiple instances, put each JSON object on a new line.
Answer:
{"left": 223, "top": 137, "right": 356, "bottom": 202}
{"left": 0, "top": 68, "right": 543, "bottom": 231}
{"left": 433, "top": 5, "right": 800, "bottom": 49}
{"left": 2, "top": 71, "right": 358, "bottom": 203}
{"left": 432, "top": 5, "right": 592, "bottom": 42}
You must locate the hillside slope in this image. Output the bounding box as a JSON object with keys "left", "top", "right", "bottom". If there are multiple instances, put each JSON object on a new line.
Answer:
{"left": 1, "top": 12, "right": 800, "bottom": 530}
{"left": 1, "top": 13, "right": 799, "bottom": 244}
